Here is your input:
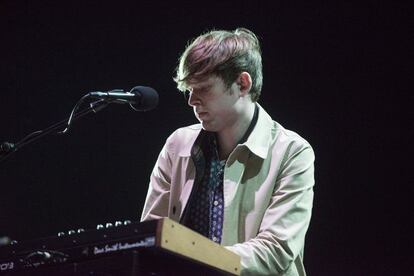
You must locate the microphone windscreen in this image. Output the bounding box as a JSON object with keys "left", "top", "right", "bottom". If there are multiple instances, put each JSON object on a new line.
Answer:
{"left": 130, "top": 86, "right": 159, "bottom": 111}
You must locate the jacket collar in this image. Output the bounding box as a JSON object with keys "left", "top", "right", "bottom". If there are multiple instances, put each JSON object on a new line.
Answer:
{"left": 242, "top": 103, "right": 274, "bottom": 159}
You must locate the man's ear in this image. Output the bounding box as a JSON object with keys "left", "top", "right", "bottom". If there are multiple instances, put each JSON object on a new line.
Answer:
{"left": 237, "top": 72, "right": 252, "bottom": 97}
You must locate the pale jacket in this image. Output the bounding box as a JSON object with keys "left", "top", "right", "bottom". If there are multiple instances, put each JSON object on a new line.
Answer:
{"left": 141, "top": 104, "right": 315, "bottom": 275}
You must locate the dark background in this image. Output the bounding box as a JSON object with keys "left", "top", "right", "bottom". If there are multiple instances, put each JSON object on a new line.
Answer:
{"left": 0, "top": 1, "right": 411, "bottom": 275}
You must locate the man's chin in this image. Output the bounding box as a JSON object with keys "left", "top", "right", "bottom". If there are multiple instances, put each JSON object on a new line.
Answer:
{"left": 200, "top": 121, "right": 217, "bottom": 132}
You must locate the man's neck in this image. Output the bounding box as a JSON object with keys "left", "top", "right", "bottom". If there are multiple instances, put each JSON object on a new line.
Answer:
{"left": 216, "top": 103, "right": 256, "bottom": 160}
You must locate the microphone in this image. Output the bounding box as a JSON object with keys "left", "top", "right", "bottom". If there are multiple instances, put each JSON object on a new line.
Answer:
{"left": 0, "top": 142, "right": 15, "bottom": 154}
{"left": 88, "top": 86, "right": 159, "bottom": 111}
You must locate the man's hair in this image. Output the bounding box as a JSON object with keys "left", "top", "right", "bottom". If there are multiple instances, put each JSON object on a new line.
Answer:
{"left": 174, "top": 28, "right": 263, "bottom": 102}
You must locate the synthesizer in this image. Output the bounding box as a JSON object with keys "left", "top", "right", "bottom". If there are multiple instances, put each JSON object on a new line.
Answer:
{"left": 0, "top": 218, "right": 240, "bottom": 275}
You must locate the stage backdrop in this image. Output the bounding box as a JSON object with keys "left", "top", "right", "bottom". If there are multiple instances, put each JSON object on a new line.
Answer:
{"left": 0, "top": 1, "right": 409, "bottom": 275}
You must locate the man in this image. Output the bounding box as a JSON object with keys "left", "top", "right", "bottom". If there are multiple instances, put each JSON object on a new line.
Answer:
{"left": 141, "top": 28, "right": 315, "bottom": 275}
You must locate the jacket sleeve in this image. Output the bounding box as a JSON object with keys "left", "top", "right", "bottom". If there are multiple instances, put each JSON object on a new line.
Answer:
{"left": 226, "top": 144, "right": 315, "bottom": 275}
{"left": 140, "top": 140, "right": 173, "bottom": 221}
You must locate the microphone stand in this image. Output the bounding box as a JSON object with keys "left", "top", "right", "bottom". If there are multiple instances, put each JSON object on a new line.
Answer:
{"left": 0, "top": 99, "right": 110, "bottom": 163}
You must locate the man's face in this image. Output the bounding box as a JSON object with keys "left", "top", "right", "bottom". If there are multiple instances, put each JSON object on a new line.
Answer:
{"left": 187, "top": 75, "right": 242, "bottom": 132}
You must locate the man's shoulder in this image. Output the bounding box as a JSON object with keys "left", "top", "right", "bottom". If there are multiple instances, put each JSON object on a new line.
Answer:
{"left": 272, "top": 121, "right": 314, "bottom": 159}
{"left": 274, "top": 122, "right": 311, "bottom": 146}
{"left": 246, "top": 104, "right": 313, "bottom": 159}
{"left": 164, "top": 124, "right": 202, "bottom": 156}
{"left": 169, "top": 124, "right": 202, "bottom": 140}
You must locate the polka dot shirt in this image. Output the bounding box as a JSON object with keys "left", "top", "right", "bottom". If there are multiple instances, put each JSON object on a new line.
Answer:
{"left": 186, "top": 140, "right": 225, "bottom": 244}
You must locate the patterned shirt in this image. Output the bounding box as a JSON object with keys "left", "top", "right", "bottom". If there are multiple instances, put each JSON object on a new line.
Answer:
{"left": 186, "top": 137, "right": 225, "bottom": 244}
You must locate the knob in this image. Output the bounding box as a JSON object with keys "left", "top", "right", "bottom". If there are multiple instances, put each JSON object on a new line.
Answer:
{"left": 96, "top": 224, "right": 104, "bottom": 230}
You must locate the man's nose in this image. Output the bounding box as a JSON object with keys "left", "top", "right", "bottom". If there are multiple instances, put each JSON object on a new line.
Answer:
{"left": 188, "top": 92, "right": 201, "bottom": 107}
